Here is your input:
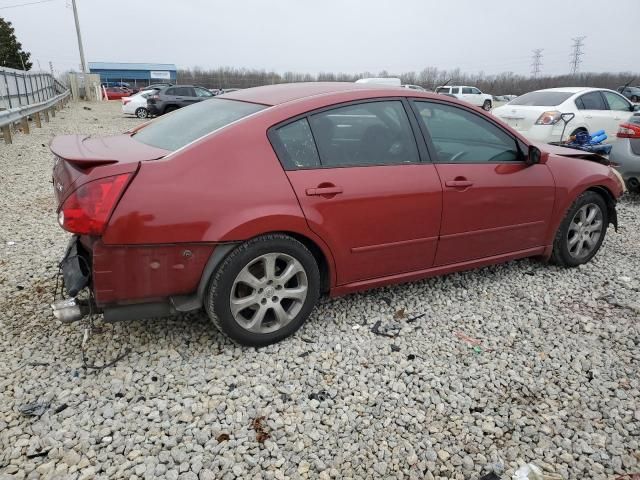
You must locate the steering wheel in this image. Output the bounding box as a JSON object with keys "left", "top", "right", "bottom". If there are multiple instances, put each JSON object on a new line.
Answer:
{"left": 450, "top": 151, "right": 468, "bottom": 162}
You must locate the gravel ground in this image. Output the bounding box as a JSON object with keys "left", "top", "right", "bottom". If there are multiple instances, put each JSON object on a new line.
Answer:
{"left": 0, "top": 100, "right": 639, "bottom": 480}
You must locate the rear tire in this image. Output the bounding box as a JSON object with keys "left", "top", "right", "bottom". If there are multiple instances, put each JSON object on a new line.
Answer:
{"left": 482, "top": 100, "right": 492, "bottom": 111}
{"left": 205, "top": 234, "right": 320, "bottom": 346}
{"left": 135, "top": 107, "right": 149, "bottom": 119}
{"left": 551, "top": 191, "right": 608, "bottom": 267}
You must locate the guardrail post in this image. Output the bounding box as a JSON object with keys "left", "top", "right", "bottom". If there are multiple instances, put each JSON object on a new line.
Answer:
{"left": 2, "top": 125, "right": 11, "bottom": 144}
{"left": 50, "top": 106, "right": 56, "bottom": 118}
{"left": 43, "top": 109, "right": 49, "bottom": 122}
{"left": 20, "top": 116, "right": 29, "bottom": 134}
{"left": 34, "top": 112, "right": 41, "bottom": 128}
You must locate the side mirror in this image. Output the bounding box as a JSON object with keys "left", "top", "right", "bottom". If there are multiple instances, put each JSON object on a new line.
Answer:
{"left": 526, "top": 145, "right": 541, "bottom": 166}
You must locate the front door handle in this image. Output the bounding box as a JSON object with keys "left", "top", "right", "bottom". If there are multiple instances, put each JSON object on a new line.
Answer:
{"left": 306, "top": 185, "right": 343, "bottom": 197}
{"left": 445, "top": 179, "right": 473, "bottom": 188}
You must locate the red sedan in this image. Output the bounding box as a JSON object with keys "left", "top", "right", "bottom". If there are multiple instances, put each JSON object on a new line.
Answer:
{"left": 51, "top": 83, "right": 624, "bottom": 346}
{"left": 103, "top": 87, "right": 131, "bottom": 100}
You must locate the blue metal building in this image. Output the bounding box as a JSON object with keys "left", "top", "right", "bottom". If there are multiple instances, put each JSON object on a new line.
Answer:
{"left": 88, "top": 62, "right": 177, "bottom": 87}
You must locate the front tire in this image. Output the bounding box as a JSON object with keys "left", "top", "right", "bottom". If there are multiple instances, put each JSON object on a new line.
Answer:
{"left": 482, "top": 100, "right": 492, "bottom": 111}
{"left": 551, "top": 191, "right": 608, "bottom": 267}
{"left": 205, "top": 234, "right": 320, "bottom": 346}
{"left": 135, "top": 107, "right": 149, "bottom": 119}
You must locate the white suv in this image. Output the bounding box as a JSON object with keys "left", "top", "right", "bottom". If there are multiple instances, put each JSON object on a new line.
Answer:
{"left": 435, "top": 85, "right": 493, "bottom": 110}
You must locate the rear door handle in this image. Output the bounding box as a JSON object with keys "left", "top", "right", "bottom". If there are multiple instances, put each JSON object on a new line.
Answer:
{"left": 445, "top": 180, "right": 473, "bottom": 188}
{"left": 305, "top": 186, "right": 343, "bottom": 196}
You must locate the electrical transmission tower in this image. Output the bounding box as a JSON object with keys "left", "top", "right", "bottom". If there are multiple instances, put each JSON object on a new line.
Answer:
{"left": 570, "top": 36, "right": 586, "bottom": 75}
{"left": 531, "top": 49, "right": 543, "bottom": 77}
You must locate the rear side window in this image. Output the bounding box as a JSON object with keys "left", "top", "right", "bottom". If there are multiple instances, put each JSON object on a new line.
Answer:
{"left": 576, "top": 92, "right": 607, "bottom": 110}
{"left": 308, "top": 101, "right": 420, "bottom": 167}
{"left": 450, "top": 87, "right": 460, "bottom": 94}
{"left": 271, "top": 118, "right": 321, "bottom": 169}
{"left": 462, "top": 87, "right": 473, "bottom": 94}
{"left": 164, "top": 87, "right": 177, "bottom": 96}
{"left": 436, "top": 87, "right": 450, "bottom": 94}
{"left": 133, "top": 98, "right": 265, "bottom": 151}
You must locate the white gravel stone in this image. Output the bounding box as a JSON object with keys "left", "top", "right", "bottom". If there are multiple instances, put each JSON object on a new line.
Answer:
{"left": 1, "top": 100, "right": 639, "bottom": 480}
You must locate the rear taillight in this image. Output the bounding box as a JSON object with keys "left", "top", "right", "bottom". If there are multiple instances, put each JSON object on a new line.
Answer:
{"left": 535, "top": 111, "right": 562, "bottom": 125}
{"left": 617, "top": 122, "right": 640, "bottom": 138}
{"left": 59, "top": 173, "right": 131, "bottom": 235}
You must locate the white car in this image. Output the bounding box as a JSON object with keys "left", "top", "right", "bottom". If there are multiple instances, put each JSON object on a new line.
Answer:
{"left": 435, "top": 85, "right": 493, "bottom": 110}
{"left": 492, "top": 87, "right": 638, "bottom": 144}
{"left": 402, "top": 84, "right": 426, "bottom": 91}
{"left": 121, "top": 90, "right": 157, "bottom": 119}
{"left": 355, "top": 77, "right": 402, "bottom": 87}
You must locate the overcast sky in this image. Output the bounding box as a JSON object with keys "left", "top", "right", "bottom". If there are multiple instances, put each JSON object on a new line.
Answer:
{"left": 3, "top": 0, "right": 639, "bottom": 77}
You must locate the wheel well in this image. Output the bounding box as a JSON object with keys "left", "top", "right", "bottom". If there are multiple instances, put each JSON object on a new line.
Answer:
{"left": 281, "top": 231, "right": 331, "bottom": 294}
{"left": 586, "top": 186, "right": 618, "bottom": 231}
{"left": 571, "top": 127, "right": 588, "bottom": 135}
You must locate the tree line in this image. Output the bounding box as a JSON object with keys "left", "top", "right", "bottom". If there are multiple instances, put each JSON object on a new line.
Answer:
{"left": 178, "top": 66, "right": 638, "bottom": 95}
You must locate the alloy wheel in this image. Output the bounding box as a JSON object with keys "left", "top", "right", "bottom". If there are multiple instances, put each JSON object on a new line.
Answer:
{"left": 566, "top": 203, "right": 603, "bottom": 259}
{"left": 229, "top": 253, "right": 308, "bottom": 333}
{"left": 136, "top": 108, "right": 149, "bottom": 119}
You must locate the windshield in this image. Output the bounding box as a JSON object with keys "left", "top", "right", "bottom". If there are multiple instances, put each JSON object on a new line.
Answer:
{"left": 133, "top": 98, "right": 266, "bottom": 151}
{"left": 509, "top": 91, "right": 573, "bottom": 106}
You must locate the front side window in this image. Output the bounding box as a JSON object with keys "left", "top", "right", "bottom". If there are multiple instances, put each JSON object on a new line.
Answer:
{"left": 308, "top": 101, "right": 420, "bottom": 167}
{"left": 164, "top": 87, "right": 177, "bottom": 96}
{"left": 195, "top": 87, "right": 213, "bottom": 98}
{"left": 602, "top": 91, "right": 631, "bottom": 111}
{"left": 576, "top": 92, "right": 607, "bottom": 110}
{"left": 133, "top": 98, "right": 265, "bottom": 151}
{"left": 271, "top": 118, "right": 321, "bottom": 169}
{"left": 471, "top": 88, "right": 481, "bottom": 94}
{"left": 413, "top": 101, "right": 520, "bottom": 163}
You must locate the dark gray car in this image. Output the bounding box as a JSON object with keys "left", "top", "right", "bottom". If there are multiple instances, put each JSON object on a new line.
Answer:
{"left": 147, "top": 85, "right": 214, "bottom": 116}
{"left": 611, "top": 113, "right": 640, "bottom": 191}
{"left": 617, "top": 86, "right": 640, "bottom": 103}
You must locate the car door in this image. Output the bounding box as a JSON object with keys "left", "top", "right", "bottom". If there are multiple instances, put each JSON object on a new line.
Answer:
{"left": 269, "top": 99, "right": 443, "bottom": 285}
{"left": 175, "top": 87, "right": 197, "bottom": 107}
{"left": 602, "top": 90, "right": 633, "bottom": 134}
{"left": 411, "top": 100, "right": 555, "bottom": 266}
{"left": 460, "top": 87, "right": 481, "bottom": 106}
{"left": 575, "top": 91, "right": 612, "bottom": 137}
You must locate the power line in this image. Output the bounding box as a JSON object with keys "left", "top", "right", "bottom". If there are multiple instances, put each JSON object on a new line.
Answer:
{"left": 531, "top": 49, "right": 543, "bottom": 77}
{"left": 0, "top": 0, "right": 55, "bottom": 9}
{"left": 570, "top": 36, "right": 586, "bottom": 75}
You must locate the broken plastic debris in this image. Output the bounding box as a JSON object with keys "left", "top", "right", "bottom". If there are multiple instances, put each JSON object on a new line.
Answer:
{"left": 512, "top": 463, "right": 543, "bottom": 480}
{"left": 371, "top": 320, "right": 400, "bottom": 338}
{"left": 18, "top": 401, "right": 50, "bottom": 417}
{"left": 6, "top": 241, "right": 16, "bottom": 246}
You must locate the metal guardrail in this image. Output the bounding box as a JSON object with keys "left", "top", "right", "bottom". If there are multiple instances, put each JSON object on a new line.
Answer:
{"left": 0, "top": 90, "right": 70, "bottom": 129}
{"left": 0, "top": 66, "right": 71, "bottom": 144}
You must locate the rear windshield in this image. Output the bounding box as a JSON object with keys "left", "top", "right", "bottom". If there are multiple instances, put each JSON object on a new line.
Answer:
{"left": 509, "top": 91, "right": 573, "bottom": 106}
{"left": 133, "top": 98, "right": 266, "bottom": 151}
{"left": 436, "top": 87, "right": 449, "bottom": 93}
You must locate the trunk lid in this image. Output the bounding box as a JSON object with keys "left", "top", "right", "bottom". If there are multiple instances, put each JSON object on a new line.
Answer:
{"left": 50, "top": 134, "right": 169, "bottom": 205}
{"left": 494, "top": 105, "right": 545, "bottom": 132}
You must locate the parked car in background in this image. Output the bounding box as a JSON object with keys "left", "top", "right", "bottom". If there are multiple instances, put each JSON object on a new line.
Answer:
{"left": 435, "top": 85, "right": 493, "bottom": 110}
{"left": 122, "top": 89, "right": 158, "bottom": 118}
{"left": 611, "top": 113, "right": 640, "bottom": 191}
{"left": 402, "top": 84, "right": 427, "bottom": 91}
{"left": 103, "top": 86, "right": 131, "bottom": 100}
{"left": 492, "top": 87, "right": 638, "bottom": 143}
{"left": 355, "top": 78, "right": 402, "bottom": 87}
{"left": 617, "top": 86, "right": 640, "bottom": 103}
{"left": 50, "top": 82, "right": 623, "bottom": 346}
{"left": 146, "top": 85, "right": 215, "bottom": 116}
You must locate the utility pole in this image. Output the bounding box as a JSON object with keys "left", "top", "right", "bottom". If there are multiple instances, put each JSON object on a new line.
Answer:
{"left": 570, "top": 36, "right": 586, "bottom": 75}
{"left": 71, "top": 0, "right": 87, "bottom": 73}
{"left": 531, "top": 49, "right": 543, "bottom": 78}
{"left": 49, "top": 61, "right": 54, "bottom": 76}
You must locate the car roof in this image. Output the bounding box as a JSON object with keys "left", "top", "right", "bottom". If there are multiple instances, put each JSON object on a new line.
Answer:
{"left": 532, "top": 87, "right": 602, "bottom": 94}
{"left": 222, "top": 82, "right": 413, "bottom": 106}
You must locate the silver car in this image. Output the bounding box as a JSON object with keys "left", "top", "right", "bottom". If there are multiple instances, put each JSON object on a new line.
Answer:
{"left": 611, "top": 113, "right": 640, "bottom": 191}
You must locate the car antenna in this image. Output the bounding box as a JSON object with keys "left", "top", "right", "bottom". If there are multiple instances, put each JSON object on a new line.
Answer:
{"left": 622, "top": 77, "right": 635, "bottom": 90}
